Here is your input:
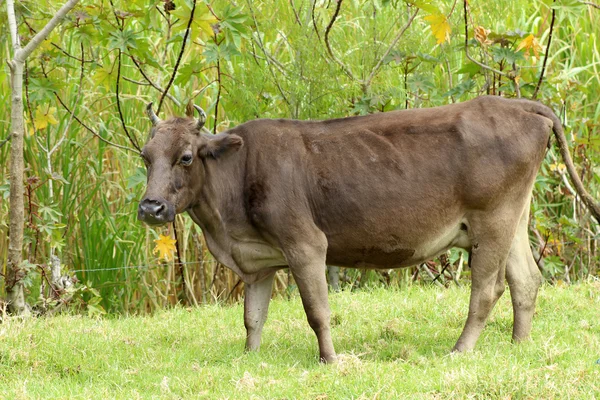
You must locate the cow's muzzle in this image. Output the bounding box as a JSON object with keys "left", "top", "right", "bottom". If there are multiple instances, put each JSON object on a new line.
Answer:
{"left": 138, "top": 198, "right": 175, "bottom": 226}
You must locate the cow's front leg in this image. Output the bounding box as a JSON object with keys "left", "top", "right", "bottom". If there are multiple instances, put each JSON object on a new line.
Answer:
{"left": 244, "top": 272, "right": 276, "bottom": 351}
{"left": 286, "top": 234, "right": 337, "bottom": 363}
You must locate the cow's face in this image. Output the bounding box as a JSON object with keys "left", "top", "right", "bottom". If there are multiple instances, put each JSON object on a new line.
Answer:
{"left": 137, "top": 103, "right": 242, "bottom": 226}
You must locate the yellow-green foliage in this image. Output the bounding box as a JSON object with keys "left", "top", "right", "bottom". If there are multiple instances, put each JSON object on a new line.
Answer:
{"left": 0, "top": 0, "right": 598, "bottom": 312}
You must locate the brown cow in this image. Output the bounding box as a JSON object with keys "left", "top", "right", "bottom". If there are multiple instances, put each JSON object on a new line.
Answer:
{"left": 137, "top": 96, "right": 599, "bottom": 363}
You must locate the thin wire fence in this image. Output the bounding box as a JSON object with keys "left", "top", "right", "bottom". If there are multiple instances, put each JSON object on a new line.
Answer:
{"left": 68, "top": 236, "right": 595, "bottom": 275}
{"left": 70, "top": 260, "right": 212, "bottom": 274}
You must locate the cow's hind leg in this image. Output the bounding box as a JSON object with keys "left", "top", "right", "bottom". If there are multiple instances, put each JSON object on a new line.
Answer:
{"left": 453, "top": 215, "right": 517, "bottom": 352}
{"left": 285, "top": 230, "right": 336, "bottom": 363}
{"left": 244, "top": 272, "right": 276, "bottom": 351}
{"left": 506, "top": 204, "right": 542, "bottom": 343}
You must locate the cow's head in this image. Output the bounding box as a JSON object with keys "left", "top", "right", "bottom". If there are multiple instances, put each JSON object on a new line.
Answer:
{"left": 137, "top": 103, "right": 243, "bottom": 226}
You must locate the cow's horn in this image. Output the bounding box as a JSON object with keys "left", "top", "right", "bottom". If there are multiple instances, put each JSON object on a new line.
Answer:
{"left": 146, "top": 102, "right": 161, "bottom": 126}
{"left": 194, "top": 104, "right": 206, "bottom": 131}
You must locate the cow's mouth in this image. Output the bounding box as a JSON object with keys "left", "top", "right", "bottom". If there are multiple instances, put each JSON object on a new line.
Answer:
{"left": 138, "top": 198, "right": 176, "bottom": 226}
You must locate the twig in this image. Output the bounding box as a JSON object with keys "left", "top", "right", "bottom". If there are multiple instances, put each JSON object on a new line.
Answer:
{"left": 445, "top": 58, "right": 455, "bottom": 103}
{"left": 246, "top": 0, "right": 292, "bottom": 107}
{"left": 419, "top": 263, "right": 445, "bottom": 288}
{"left": 22, "top": 20, "right": 94, "bottom": 64}
{"left": 14, "top": 0, "right": 81, "bottom": 62}
{"left": 364, "top": 8, "right": 418, "bottom": 89}
{"left": 53, "top": 92, "right": 138, "bottom": 153}
{"left": 38, "top": 58, "right": 138, "bottom": 153}
{"left": 463, "top": 0, "right": 507, "bottom": 77}
{"left": 582, "top": 1, "right": 600, "bottom": 9}
{"left": 213, "top": 59, "right": 221, "bottom": 134}
{"left": 225, "top": 278, "right": 243, "bottom": 302}
{"left": 447, "top": 0, "right": 459, "bottom": 17}
{"left": 532, "top": 7, "right": 556, "bottom": 99}
{"left": 0, "top": 136, "right": 11, "bottom": 149}
{"left": 157, "top": 0, "right": 197, "bottom": 113}
{"left": 129, "top": 56, "right": 181, "bottom": 107}
{"left": 115, "top": 50, "right": 141, "bottom": 151}
{"left": 49, "top": 43, "right": 85, "bottom": 156}
{"left": 172, "top": 221, "right": 187, "bottom": 305}
{"left": 324, "top": 0, "right": 357, "bottom": 80}
{"left": 312, "top": 0, "right": 321, "bottom": 40}
{"left": 24, "top": 60, "right": 37, "bottom": 137}
{"left": 290, "top": 0, "right": 302, "bottom": 25}
{"left": 536, "top": 234, "right": 549, "bottom": 270}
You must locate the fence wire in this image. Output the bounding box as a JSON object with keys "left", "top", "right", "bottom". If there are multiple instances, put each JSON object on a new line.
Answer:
{"left": 71, "top": 260, "right": 213, "bottom": 274}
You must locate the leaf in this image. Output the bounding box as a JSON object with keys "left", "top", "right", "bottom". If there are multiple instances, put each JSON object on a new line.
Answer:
{"left": 171, "top": 4, "right": 218, "bottom": 43}
{"left": 408, "top": 0, "right": 441, "bottom": 14}
{"left": 443, "top": 79, "right": 476, "bottom": 98}
{"left": 153, "top": 234, "right": 177, "bottom": 261}
{"left": 127, "top": 167, "right": 147, "bottom": 190}
{"left": 28, "top": 78, "right": 61, "bottom": 102}
{"left": 490, "top": 47, "right": 525, "bottom": 64}
{"left": 33, "top": 105, "right": 59, "bottom": 130}
{"left": 457, "top": 62, "right": 481, "bottom": 76}
{"left": 424, "top": 13, "right": 451, "bottom": 45}
{"left": 474, "top": 26, "right": 492, "bottom": 46}
{"left": 107, "top": 29, "right": 140, "bottom": 52}
{"left": 93, "top": 64, "right": 115, "bottom": 91}
{"left": 408, "top": 74, "right": 436, "bottom": 93}
{"left": 382, "top": 50, "right": 408, "bottom": 65}
{"left": 416, "top": 52, "right": 441, "bottom": 63}
{"left": 516, "top": 34, "right": 543, "bottom": 61}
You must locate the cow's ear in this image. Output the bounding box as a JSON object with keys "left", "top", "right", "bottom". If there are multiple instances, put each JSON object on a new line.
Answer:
{"left": 199, "top": 133, "right": 243, "bottom": 158}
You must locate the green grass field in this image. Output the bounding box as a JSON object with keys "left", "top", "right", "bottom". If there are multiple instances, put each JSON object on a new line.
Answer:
{"left": 1, "top": 282, "right": 599, "bottom": 399}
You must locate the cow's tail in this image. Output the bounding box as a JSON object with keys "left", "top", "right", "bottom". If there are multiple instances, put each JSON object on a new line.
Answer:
{"left": 526, "top": 101, "right": 600, "bottom": 224}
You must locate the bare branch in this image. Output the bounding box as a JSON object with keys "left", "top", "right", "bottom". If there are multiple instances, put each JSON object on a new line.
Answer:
{"left": 49, "top": 43, "right": 85, "bottom": 156}
{"left": 463, "top": 0, "right": 507, "bottom": 77}
{"left": 365, "top": 8, "right": 418, "bottom": 88}
{"left": 116, "top": 51, "right": 141, "bottom": 151}
{"left": 246, "top": 0, "right": 292, "bottom": 107}
{"left": 6, "top": 0, "right": 21, "bottom": 49}
{"left": 18, "top": 0, "right": 81, "bottom": 61}
{"left": 54, "top": 92, "right": 139, "bottom": 154}
{"left": 324, "top": 0, "right": 357, "bottom": 81}
{"left": 213, "top": 59, "right": 222, "bottom": 134}
{"left": 532, "top": 8, "right": 556, "bottom": 99}
{"left": 157, "top": 0, "right": 197, "bottom": 113}
{"left": 22, "top": 19, "right": 94, "bottom": 64}
{"left": 0, "top": 136, "right": 11, "bottom": 149}
{"left": 312, "top": 0, "right": 321, "bottom": 40}
{"left": 129, "top": 56, "right": 181, "bottom": 107}
{"left": 290, "top": 0, "right": 302, "bottom": 26}
{"left": 583, "top": 1, "right": 600, "bottom": 9}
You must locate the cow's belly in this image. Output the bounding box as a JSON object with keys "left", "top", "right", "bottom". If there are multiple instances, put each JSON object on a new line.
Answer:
{"left": 325, "top": 219, "right": 471, "bottom": 269}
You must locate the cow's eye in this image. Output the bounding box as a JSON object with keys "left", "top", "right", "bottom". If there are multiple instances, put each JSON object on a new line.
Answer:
{"left": 180, "top": 154, "right": 193, "bottom": 166}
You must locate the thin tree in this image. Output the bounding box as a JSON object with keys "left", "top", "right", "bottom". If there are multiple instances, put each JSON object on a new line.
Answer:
{"left": 5, "top": 0, "right": 81, "bottom": 315}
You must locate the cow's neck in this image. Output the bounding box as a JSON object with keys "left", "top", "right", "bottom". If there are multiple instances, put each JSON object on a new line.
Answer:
{"left": 187, "top": 155, "right": 246, "bottom": 276}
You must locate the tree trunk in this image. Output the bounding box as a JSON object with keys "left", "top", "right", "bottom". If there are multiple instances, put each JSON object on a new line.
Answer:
{"left": 4, "top": 0, "right": 81, "bottom": 315}
{"left": 6, "top": 58, "right": 29, "bottom": 315}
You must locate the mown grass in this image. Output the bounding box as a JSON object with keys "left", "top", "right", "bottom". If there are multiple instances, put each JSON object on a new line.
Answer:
{"left": 1, "top": 282, "right": 599, "bottom": 399}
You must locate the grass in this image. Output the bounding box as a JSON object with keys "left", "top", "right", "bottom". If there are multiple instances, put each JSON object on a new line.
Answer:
{"left": 1, "top": 282, "right": 599, "bottom": 399}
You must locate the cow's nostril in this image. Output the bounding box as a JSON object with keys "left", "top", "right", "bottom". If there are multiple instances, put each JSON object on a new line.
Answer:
{"left": 139, "top": 198, "right": 175, "bottom": 225}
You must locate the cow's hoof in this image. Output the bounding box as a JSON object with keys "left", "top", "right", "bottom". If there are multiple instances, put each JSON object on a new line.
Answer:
{"left": 320, "top": 354, "right": 338, "bottom": 364}
{"left": 451, "top": 343, "right": 473, "bottom": 353}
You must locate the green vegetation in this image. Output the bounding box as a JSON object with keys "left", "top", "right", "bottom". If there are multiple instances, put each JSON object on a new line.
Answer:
{"left": 0, "top": 0, "right": 599, "bottom": 313}
{"left": 1, "top": 283, "right": 599, "bottom": 398}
